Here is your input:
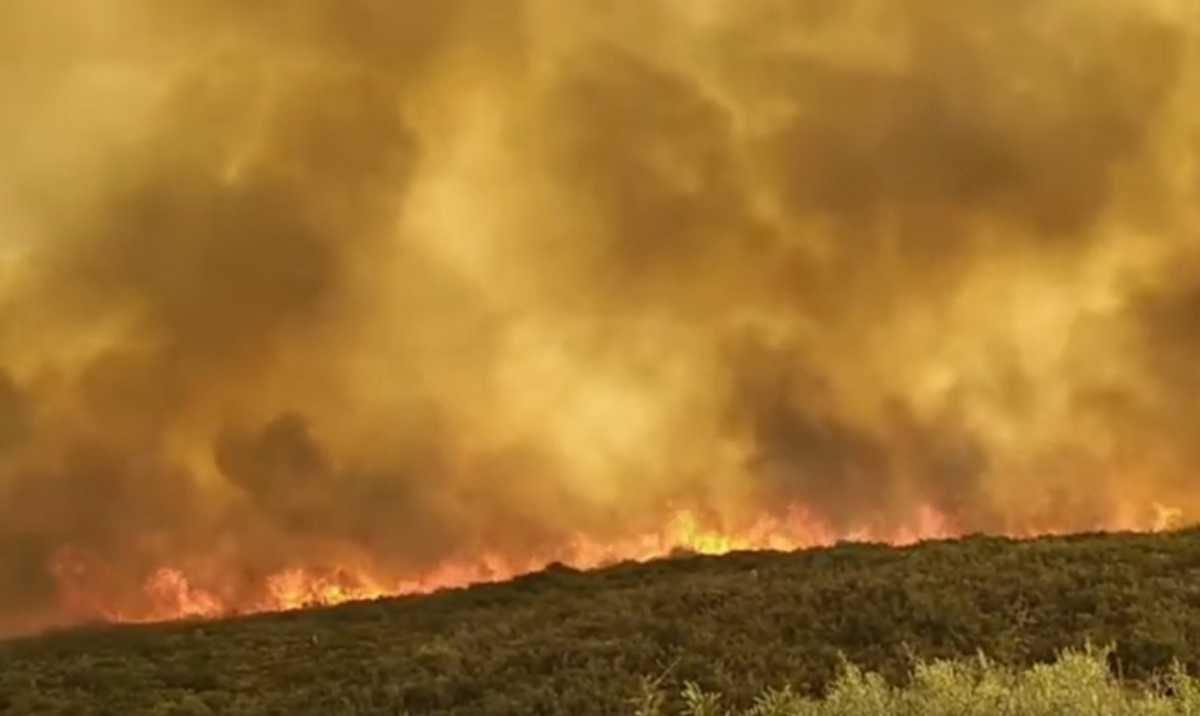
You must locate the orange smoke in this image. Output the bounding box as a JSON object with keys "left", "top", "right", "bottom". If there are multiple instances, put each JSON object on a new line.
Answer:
{"left": 0, "top": 0, "right": 1198, "bottom": 635}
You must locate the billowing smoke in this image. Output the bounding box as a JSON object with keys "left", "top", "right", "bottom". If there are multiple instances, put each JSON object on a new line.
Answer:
{"left": 1, "top": 0, "right": 1197, "bottom": 633}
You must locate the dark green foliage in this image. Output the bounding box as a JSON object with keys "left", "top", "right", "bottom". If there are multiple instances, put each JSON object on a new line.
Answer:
{"left": 5, "top": 529, "right": 1200, "bottom": 714}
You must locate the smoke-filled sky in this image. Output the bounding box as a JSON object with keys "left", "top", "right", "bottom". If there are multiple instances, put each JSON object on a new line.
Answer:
{"left": 1, "top": 0, "right": 1198, "bottom": 634}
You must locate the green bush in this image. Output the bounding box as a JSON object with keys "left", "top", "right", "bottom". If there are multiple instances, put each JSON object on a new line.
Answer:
{"left": 8, "top": 530, "right": 1200, "bottom": 714}
{"left": 674, "top": 647, "right": 1200, "bottom": 716}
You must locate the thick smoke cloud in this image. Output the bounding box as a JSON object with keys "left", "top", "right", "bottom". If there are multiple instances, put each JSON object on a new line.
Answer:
{"left": 0, "top": 0, "right": 1197, "bottom": 633}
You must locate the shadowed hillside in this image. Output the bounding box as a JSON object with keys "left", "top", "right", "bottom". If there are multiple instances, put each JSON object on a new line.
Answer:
{"left": 5, "top": 529, "right": 1200, "bottom": 714}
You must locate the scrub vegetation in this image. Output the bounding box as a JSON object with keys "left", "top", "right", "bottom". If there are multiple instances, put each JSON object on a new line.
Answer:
{"left": 654, "top": 647, "right": 1200, "bottom": 716}
{"left": 5, "top": 529, "right": 1200, "bottom": 715}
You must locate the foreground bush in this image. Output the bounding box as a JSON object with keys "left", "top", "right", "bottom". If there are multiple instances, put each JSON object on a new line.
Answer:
{"left": 639, "top": 646, "right": 1200, "bottom": 716}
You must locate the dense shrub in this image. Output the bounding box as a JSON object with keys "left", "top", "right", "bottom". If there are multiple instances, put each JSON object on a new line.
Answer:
{"left": 5, "top": 529, "right": 1200, "bottom": 714}
{"left": 658, "top": 647, "right": 1200, "bottom": 716}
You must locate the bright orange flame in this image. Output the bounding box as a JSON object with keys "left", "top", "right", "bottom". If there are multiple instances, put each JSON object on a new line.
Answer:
{"left": 41, "top": 502, "right": 1180, "bottom": 629}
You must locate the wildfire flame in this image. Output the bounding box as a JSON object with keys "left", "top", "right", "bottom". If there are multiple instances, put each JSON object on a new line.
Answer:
{"left": 2, "top": 0, "right": 1197, "bottom": 639}
{"left": 43, "top": 504, "right": 1178, "bottom": 627}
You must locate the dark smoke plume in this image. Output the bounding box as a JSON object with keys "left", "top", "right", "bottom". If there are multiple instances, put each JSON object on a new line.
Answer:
{"left": 0, "top": 0, "right": 1197, "bottom": 634}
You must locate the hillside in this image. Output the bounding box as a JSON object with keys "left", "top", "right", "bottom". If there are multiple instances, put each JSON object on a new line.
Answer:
{"left": 5, "top": 530, "right": 1200, "bottom": 715}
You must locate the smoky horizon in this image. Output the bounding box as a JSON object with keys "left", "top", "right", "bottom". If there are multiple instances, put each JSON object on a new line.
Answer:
{"left": 0, "top": 0, "right": 1198, "bottom": 635}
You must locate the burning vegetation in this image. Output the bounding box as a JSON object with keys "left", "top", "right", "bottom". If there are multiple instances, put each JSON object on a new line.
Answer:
{"left": 0, "top": 0, "right": 1198, "bottom": 634}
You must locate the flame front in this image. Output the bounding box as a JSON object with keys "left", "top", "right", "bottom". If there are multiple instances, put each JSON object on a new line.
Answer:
{"left": 1, "top": 0, "right": 1198, "bottom": 635}
{"left": 45, "top": 504, "right": 1175, "bottom": 626}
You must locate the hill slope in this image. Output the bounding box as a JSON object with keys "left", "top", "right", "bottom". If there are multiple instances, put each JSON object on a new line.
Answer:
{"left": 4, "top": 530, "right": 1200, "bottom": 715}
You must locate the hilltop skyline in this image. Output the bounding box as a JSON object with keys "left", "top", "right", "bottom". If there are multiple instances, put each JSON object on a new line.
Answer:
{"left": 0, "top": 0, "right": 1197, "bottom": 633}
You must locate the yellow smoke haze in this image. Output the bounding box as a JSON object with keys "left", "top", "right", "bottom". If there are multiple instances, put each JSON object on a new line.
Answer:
{"left": 0, "top": 0, "right": 1197, "bottom": 633}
